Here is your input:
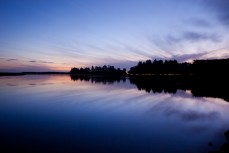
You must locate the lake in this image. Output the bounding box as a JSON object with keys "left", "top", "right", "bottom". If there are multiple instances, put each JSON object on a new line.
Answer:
{"left": 0, "top": 75, "right": 229, "bottom": 153}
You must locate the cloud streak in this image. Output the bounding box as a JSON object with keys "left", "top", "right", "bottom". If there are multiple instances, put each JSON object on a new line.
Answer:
{"left": 183, "top": 31, "right": 220, "bottom": 42}
{"left": 172, "top": 48, "right": 229, "bottom": 62}
{"left": 204, "top": 0, "right": 229, "bottom": 27}
{"left": 6, "top": 59, "right": 18, "bottom": 61}
{"left": 185, "top": 18, "right": 212, "bottom": 28}
{"left": 29, "top": 60, "right": 37, "bottom": 63}
{"left": 40, "top": 61, "right": 54, "bottom": 64}
{"left": 29, "top": 60, "right": 54, "bottom": 64}
{"left": 167, "top": 31, "right": 220, "bottom": 43}
{"left": 1, "top": 0, "right": 229, "bottom": 72}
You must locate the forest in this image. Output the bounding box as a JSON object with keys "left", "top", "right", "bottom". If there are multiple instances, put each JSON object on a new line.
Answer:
{"left": 70, "top": 65, "right": 127, "bottom": 76}
{"left": 70, "top": 58, "right": 229, "bottom": 76}
{"left": 128, "top": 58, "right": 229, "bottom": 75}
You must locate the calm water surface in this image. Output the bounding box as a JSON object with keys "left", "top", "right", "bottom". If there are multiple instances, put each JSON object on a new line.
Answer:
{"left": 0, "top": 75, "right": 229, "bottom": 153}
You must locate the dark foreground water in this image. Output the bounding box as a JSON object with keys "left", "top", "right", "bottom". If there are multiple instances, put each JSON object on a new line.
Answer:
{"left": 0, "top": 75, "right": 229, "bottom": 153}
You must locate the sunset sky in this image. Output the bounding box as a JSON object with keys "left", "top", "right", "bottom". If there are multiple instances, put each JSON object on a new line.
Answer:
{"left": 1, "top": 0, "right": 229, "bottom": 72}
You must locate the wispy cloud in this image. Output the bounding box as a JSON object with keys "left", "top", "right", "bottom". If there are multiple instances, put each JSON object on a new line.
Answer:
{"left": 149, "top": 30, "right": 222, "bottom": 58}
{"left": 28, "top": 60, "right": 54, "bottom": 64}
{"left": 6, "top": 58, "right": 18, "bottom": 61}
{"left": 185, "top": 18, "right": 212, "bottom": 28}
{"left": 199, "top": 48, "right": 229, "bottom": 59}
{"left": 29, "top": 60, "right": 37, "bottom": 63}
{"left": 183, "top": 31, "right": 220, "bottom": 42}
{"left": 172, "top": 48, "right": 229, "bottom": 62}
{"left": 40, "top": 61, "right": 54, "bottom": 64}
{"left": 167, "top": 31, "right": 220, "bottom": 43}
{"left": 172, "top": 52, "right": 207, "bottom": 63}
{"left": 204, "top": 0, "right": 229, "bottom": 27}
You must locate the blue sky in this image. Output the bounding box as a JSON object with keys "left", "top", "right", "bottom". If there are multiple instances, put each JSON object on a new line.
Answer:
{"left": 1, "top": 0, "right": 229, "bottom": 72}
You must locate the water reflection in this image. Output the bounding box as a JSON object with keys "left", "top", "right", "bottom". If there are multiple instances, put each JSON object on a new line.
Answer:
{"left": 70, "top": 75, "right": 229, "bottom": 102}
{"left": 0, "top": 75, "right": 229, "bottom": 153}
{"left": 70, "top": 74, "right": 126, "bottom": 84}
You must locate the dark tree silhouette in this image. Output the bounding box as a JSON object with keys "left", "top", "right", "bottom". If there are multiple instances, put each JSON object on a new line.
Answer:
{"left": 192, "top": 59, "right": 229, "bottom": 77}
{"left": 70, "top": 65, "right": 127, "bottom": 76}
{"left": 128, "top": 58, "right": 229, "bottom": 76}
{"left": 129, "top": 59, "right": 192, "bottom": 75}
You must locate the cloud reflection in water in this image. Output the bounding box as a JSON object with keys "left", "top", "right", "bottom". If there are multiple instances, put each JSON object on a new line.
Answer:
{"left": 0, "top": 75, "right": 229, "bottom": 153}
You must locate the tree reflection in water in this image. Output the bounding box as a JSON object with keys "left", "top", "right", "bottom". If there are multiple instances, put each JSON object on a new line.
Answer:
{"left": 70, "top": 75, "right": 229, "bottom": 102}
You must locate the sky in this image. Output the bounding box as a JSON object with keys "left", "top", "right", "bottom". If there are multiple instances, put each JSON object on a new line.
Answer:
{"left": 1, "top": 0, "right": 229, "bottom": 72}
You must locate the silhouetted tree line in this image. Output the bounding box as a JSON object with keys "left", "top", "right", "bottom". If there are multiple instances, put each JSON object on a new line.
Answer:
{"left": 128, "top": 58, "right": 229, "bottom": 76}
{"left": 129, "top": 59, "right": 192, "bottom": 75}
{"left": 70, "top": 65, "right": 127, "bottom": 76}
{"left": 70, "top": 59, "right": 229, "bottom": 77}
{"left": 193, "top": 58, "right": 229, "bottom": 76}
{"left": 69, "top": 59, "right": 229, "bottom": 101}
{"left": 128, "top": 58, "right": 229, "bottom": 101}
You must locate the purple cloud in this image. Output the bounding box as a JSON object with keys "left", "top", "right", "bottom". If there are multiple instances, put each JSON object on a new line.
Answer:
{"left": 183, "top": 31, "right": 220, "bottom": 42}
{"left": 204, "top": 0, "right": 229, "bottom": 27}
